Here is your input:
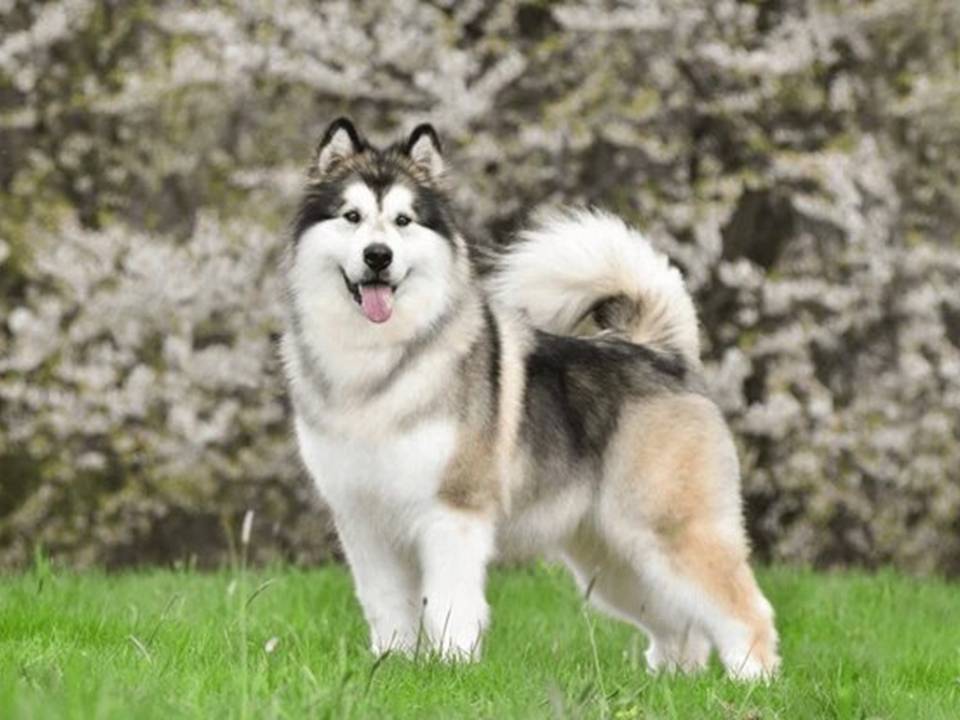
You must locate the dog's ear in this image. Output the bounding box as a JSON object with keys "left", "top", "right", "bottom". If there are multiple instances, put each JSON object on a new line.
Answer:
{"left": 314, "top": 117, "right": 365, "bottom": 176}
{"left": 405, "top": 123, "right": 444, "bottom": 178}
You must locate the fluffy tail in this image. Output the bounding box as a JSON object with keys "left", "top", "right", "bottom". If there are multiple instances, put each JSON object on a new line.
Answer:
{"left": 491, "top": 208, "right": 700, "bottom": 365}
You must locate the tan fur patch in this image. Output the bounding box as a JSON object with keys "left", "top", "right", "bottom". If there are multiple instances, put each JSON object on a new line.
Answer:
{"left": 613, "top": 394, "right": 734, "bottom": 536}
{"left": 669, "top": 527, "right": 777, "bottom": 667}
{"left": 612, "top": 394, "right": 777, "bottom": 668}
{"left": 437, "top": 432, "right": 499, "bottom": 514}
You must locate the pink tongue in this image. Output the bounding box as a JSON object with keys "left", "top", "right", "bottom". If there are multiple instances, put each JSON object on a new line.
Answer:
{"left": 359, "top": 284, "right": 394, "bottom": 323}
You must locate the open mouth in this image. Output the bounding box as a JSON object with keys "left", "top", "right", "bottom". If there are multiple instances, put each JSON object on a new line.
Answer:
{"left": 340, "top": 268, "right": 398, "bottom": 324}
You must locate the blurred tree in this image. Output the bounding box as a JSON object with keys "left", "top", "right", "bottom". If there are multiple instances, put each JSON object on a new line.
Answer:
{"left": 1, "top": 0, "right": 958, "bottom": 572}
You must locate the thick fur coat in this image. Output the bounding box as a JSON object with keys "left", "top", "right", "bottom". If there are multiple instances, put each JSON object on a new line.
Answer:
{"left": 281, "top": 118, "right": 780, "bottom": 680}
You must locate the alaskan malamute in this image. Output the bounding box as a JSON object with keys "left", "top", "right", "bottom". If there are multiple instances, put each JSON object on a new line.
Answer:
{"left": 281, "top": 118, "right": 779, "bottom": 679}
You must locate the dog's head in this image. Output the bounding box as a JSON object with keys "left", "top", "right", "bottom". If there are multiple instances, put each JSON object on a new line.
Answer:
{"left": 289, "top": 118, "right": 465, "bottom": 344}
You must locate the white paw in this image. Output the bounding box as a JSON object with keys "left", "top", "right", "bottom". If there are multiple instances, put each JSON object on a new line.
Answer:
{"left": 435, "top": 638, "right": 482, "bottom": 662}
{"left": 370, "top": 628, "right": 418, "bottom": 657}
{"left": 722, "top": 650, "right": 780, "bottom": 682}
{"left": 424, "top": 601, "right": 488, "bottom": 662}
{"left": 645, "top": 635, "right": 710, "bottom": 676}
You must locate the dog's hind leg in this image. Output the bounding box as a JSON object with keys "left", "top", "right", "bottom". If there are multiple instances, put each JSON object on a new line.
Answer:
{"left": 563, "top": 525, "right": 712, "bottom": 675}
{"left": 601, "top": 395, "right": 780, "bottom": 680}
{"left": 625, "top": 534, "right": 778, "bottom": 680}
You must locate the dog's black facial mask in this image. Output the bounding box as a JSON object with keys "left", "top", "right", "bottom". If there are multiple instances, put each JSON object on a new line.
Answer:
{"left": 295, "top": 119, "right": 455, "bottom": 245}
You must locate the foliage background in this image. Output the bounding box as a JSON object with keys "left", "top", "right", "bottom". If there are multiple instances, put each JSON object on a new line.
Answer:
{"left": 1, "top": 0, "right": 958, "bottom": 573}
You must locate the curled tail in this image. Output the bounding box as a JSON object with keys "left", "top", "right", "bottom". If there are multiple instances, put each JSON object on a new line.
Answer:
{"left": 491, "top": 208, "right": 701, "bottom": 365}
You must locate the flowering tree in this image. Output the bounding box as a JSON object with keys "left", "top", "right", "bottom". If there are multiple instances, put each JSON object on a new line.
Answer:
{"left": 1, "top": 0, "right": 958, "bottom": 571}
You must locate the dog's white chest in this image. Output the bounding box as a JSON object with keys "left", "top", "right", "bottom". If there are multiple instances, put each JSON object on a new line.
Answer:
{"left": 294, "top": 415, "right": 458, "bottom": 523}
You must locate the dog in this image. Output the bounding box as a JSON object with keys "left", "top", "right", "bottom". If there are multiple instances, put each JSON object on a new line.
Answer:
{"left": 280, "top": 118, "right": 780, "bottom": 680}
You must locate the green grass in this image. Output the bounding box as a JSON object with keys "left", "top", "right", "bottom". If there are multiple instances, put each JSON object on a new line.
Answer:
{"left": 1, "top": 562, "right": 958, "bottom": 719}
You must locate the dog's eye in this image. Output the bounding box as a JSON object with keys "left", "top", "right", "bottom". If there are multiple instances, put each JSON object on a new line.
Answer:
{"left": 344, "top": 210, "right": 361, "bottom": 224}
{"left": 395, "top": 214, "right": 411, "bottom": 227}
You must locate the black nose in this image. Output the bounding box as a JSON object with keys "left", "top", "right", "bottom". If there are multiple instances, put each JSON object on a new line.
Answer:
{"left": 363, "top": 243, "right": 393, "bottom": 272}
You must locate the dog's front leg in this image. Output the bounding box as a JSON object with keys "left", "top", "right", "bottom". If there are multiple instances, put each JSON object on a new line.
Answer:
{"left": 417, "top": 507, "right": 494, "bottom": 660}
{"left": 334, "top": 515, "right": 420, "bottom": 656}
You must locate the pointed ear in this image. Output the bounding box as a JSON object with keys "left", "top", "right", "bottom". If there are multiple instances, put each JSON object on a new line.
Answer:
{"left": 314, "top": 117, "right": 365, "bottom": 176}
{"left": 405, "top": 123, "right": 444, "bottom": 178}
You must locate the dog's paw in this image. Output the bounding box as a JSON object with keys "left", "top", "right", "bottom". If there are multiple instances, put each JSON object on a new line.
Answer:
{"left": 370, "top": 629, "right": 418, "bottom": 658}
{"left": 722, "top": 651, "right": 780, "bottom": 683}
{"left": 432, "top": 634, "right": 483, "bottom": 663}
{"left": 423, "top": 601, "right": 488, "bottom": 662}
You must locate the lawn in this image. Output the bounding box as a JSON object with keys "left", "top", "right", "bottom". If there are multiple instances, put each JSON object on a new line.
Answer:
{"left": 1, "top": 561, "right": 958, "bottom": 719}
